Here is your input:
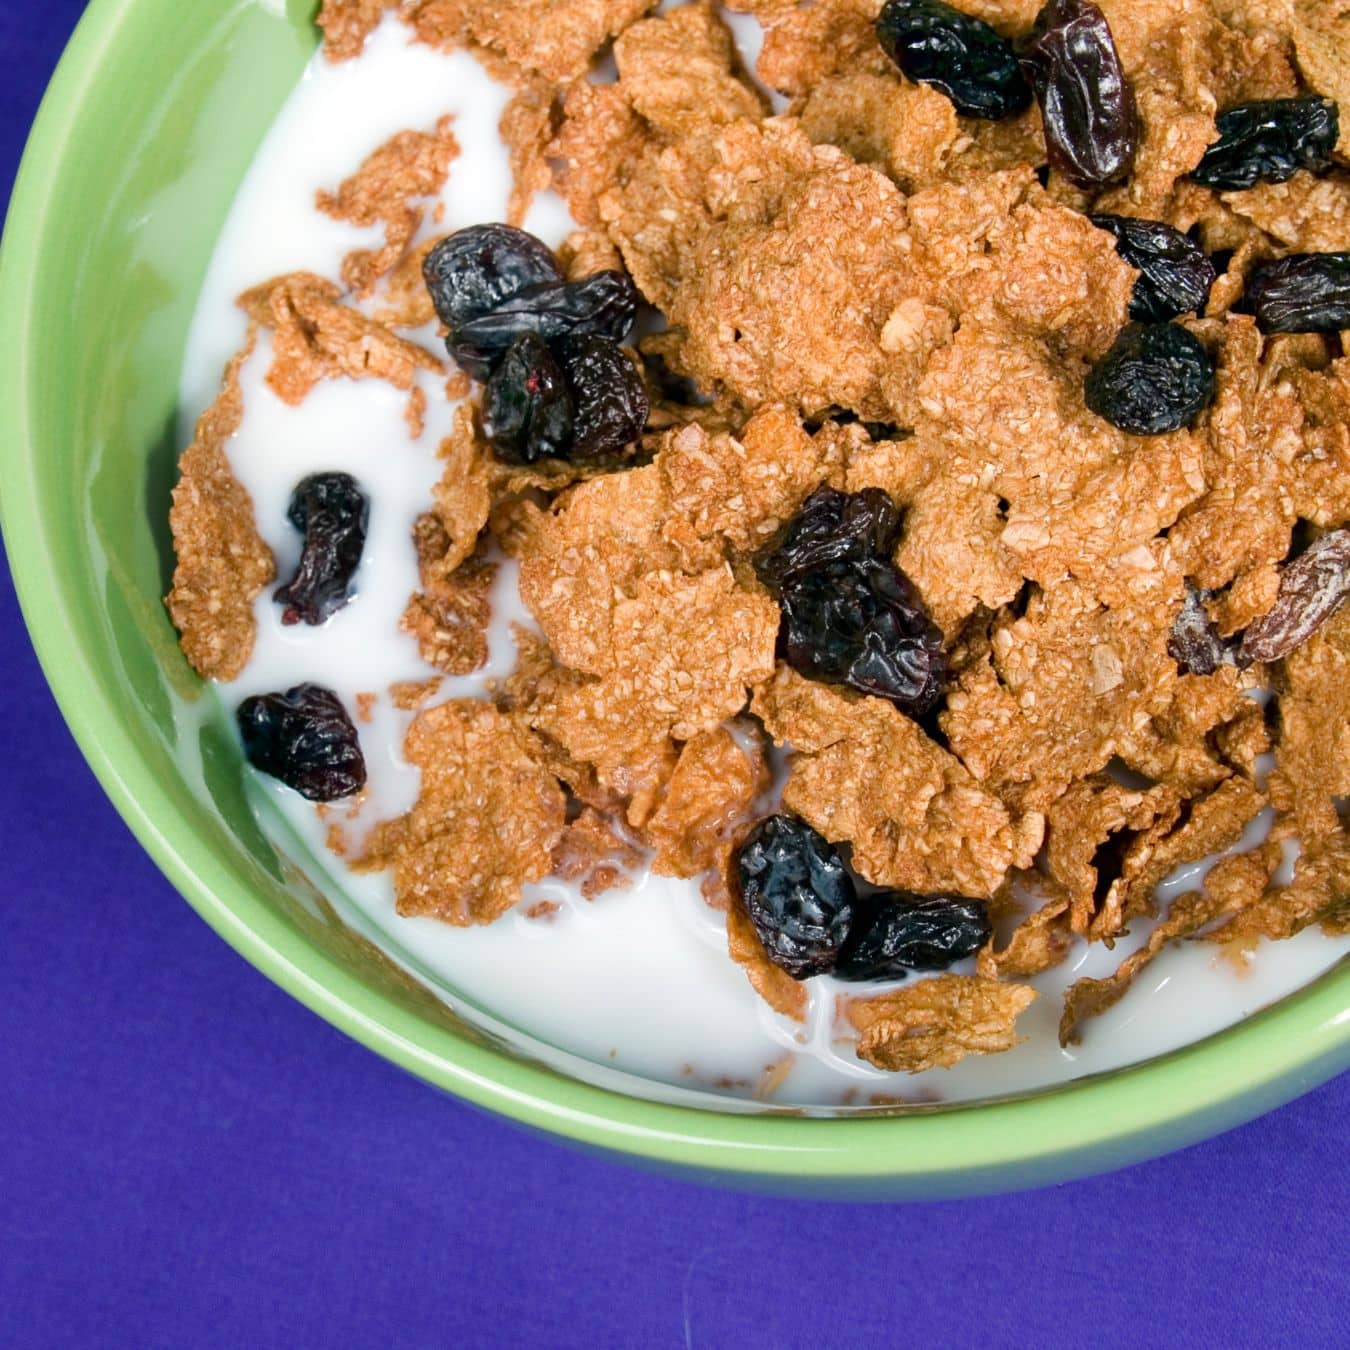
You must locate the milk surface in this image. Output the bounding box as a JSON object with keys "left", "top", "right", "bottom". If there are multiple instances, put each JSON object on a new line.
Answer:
{"left": 178, "top": 13, "right": 1350, "bottom": 1109}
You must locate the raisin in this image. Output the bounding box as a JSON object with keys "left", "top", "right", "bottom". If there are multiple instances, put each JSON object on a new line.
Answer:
{"left": 836, "top": 893, "right": 991, "bottom": 981}
{"left": 757, "top": 485, "right": 900, "bottom": 588}
{"left": 1190, "top": 97, "right": 1339, "bottom": 191}
{"left": 1085, "top": 322, "right": 1215, "bottom": 435}
{"left": 448, "top": 270, "right": 639, "bottom": 379}
{"left": 1168, "top": 583, "right": 1240, "bottom": 676}
{"left": 555, "top": 334, "right": 649, "bottom": 459}
{"left": 236, "top": 684, "right": 367, "bottom": 802}
{"left": 876, "top": 0, "right": 1031, "bottom": 121}
{"left": 756, "top": 487, "right": 947, "bottom": 717}
{"left": 274, "top": 472, "right": 368, "bottom": 626}
{"left": 481, "top": 333, "right": 575, "bottom": 465}
{"left": 1239, "top": 529, "right": 1350, "bottom": 664}
{"left": 735, "top": 815, "right": 857, "bottom": 979}
{"left": 1090, "top": 214, "right": 1217, "bottom": 323}
{"left": 1245, "top": 253, "right": 1350, "bottom": 335}
{"left": 422, "top": 224, "right": 563, "bottom": 332}
{"left": 1018, "top": 0, "right": 1139, "bottom": 188}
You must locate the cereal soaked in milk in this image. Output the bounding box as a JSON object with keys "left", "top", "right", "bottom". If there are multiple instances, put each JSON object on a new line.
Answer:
{"left": 176, "top": 11, "right": 1350, "bottom": 1109}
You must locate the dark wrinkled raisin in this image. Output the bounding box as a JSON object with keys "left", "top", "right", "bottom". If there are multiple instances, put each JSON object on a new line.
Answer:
{"left": 876, "top": 0, "right": 1031, "bottom": 120}
{"left": 836, "top": 893, "right": 991, "bottom": 981}
{"left": 757, "top": 486, "right": 901, "bottom": 588}
{"left": 422, "top": 224, "right": 562, "bottom": 332}
{"left": 555, "top": 334, "right": 650, "bottom": 459}
{"left": 756, "top": 487, "right": 947, "bottom": 717}
{"left": 735, "top": 815, "right": 857, "bottom": 979}
{"left": 481, "top": 333, "right": 575, "bottom": 465}
{"left": 236, "top": 684, "right": 366, "bottom": 802}
{"left": 1239, "top": 529, "right": 1350, "bottom": 664}
{"left": 1085, "top": 322, "right": 1215, "bottom": 435}
{"left": 1168, "top": 583, "right": 1240, "bottom": 676}
{"left": 274, "top": 472, "right": 368, "bottom": 626}
{"left": 1191, "top": 97, "right": 1338, "bottom": 191}
{"left": 1018, "top": 0, "right": 1139, "bottom": 188}
{"left": 448, "top": 270, "right": 639, "bottom": 379}
{"left": 1090, "top": 214, "right": 1218, "bottom": 322}
{"left": 1245, "top": 252, "right": 1350, "bottom": 334}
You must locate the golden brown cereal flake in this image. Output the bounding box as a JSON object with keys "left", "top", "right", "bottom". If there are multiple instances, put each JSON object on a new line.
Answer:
{"left": 373, "top": 235, "right": 444, "bottom": 329}
{"left": 532, "top": 566, "right": 778, "bottom": 781}
{"left": 942, "top": 575, "right": 1183, "bottom": 814}
{"left": 403, "top": 0, "right": 658, "bottom": 83}
{"left": 894, "top": 472, "right": 1025, "bottom": 638}
{"left": 978, "top": 886, "right": 1074, "bottom": 980}
{"left": 845, "top": 975, "right": 1037, "bottom": 1073}
{"left": 557, "top": 229, "right": 625, "bottom": 281}
{"left": 657, "top": 407, "right": 849, "bottom": 554}
{"left": 1043, "top": 776, "right": 1185, "bottom": 936}
{"left": 899, "top": 168, "right": 1133, "bottom": 359}
{"left": 1290, "top": 357, "right": 1350, "bottom": 530}
{"left": 1092, "top": 775, "right": 1267, "bottom": 941}
{"left": 1268, "top": 606, "right": 1350, "bottom": 839}
{"left": 166, "top": 331, "right": 276, "bottom": 682}
{"left": 318, "top": 0, "right": 399, "bottom": 62}
{"left": 550, "top": 806, "right": 645, "bottom": 897}
{"left": 798, "top": 72, "right": 962, "bottom": 193}
{"left": 500, "top": 78, "right": 559, "bottom": 227}
{"left": 669, "top": 135, "right": 914, "bottom": 419}
{"left": 1211, "top": 829, "right": 1350, "bottom": 953}
{"left": 356, "top": 699, "right": 565, "bottom": 925}
{"left": 1058, "top": 848, "right": 1273, "bottom": 1046}
{"left": 316, "top": 116, "right": 460, "bottom": 296}
{"left": 613, "top": 3, "right": 766, "bottom": 136}
{"left": 389, "top": 678, "right": 443, "bottom": 711}
{"left": 238, "top": 272, "right": 441, "bottom": 405}
{"left": 1168, "top": 317, "right": 1305, "bottom": 591}
{"left": 643, "top": 727, "right": 769, "bottom": 877}
{"left": 550, "top": 80, "right": 651, "bottom": 228}
{"left": 401, "top": 527, "right": 496, "bottom": 676}
{"left": 1211, "top": 561, "right": 1282, "bottom": 636}
{"left": 427, "top": 402, "right": 493, "bottom": 572}
{"left": 725, "top": 0, "right": 889, "bottom": 99}
{"left": 1224, "top": 172, "right": 1350, "bottom": 253}
{"left": 517, "top": 462, "right": 712, "bottom": 673}
{"left": 754, "top": 668, "right": 1026, "bottom": 898}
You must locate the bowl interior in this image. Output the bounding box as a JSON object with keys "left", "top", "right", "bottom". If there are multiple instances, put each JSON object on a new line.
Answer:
{"left": 3, "top": 0, "right": 1348, "bottom": 1198}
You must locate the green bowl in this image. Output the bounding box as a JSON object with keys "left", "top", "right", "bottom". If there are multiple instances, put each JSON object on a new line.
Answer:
{"left": 3, "top": 0, "right": 1347, "bottom": 1199}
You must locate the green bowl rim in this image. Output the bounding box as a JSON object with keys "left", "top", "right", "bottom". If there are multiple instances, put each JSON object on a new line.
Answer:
{"left": 2, "top": 0, "right": 1347, "bottom": 1189}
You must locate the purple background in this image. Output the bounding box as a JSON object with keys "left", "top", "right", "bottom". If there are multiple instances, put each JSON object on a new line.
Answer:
{"left": 1, "top": 4, "right": 1346, "bottom": 1345}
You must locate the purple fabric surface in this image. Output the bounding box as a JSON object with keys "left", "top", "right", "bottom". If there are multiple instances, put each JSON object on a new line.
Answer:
{"left": 1, "top": 4, "right": 1347, "bottom": 1346}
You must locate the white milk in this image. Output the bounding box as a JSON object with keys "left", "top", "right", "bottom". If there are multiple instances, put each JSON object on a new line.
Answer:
{"left": 178, "top": 12, "right": 1350, "bottom": 1109}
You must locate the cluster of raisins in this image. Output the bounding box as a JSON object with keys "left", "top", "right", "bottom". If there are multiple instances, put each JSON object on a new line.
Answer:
{"left": 874, "top": 3, "right": 1346, "bottom": 431}
{"left": 236, "top": 476, "right": 372, "bottom": 802}
{"left": 423, "top": 224, "right": 648, "bottom": 465}
{"left": 736, "top": 815, "right": 991, "bottom": 983}
{"left": 755, "top": 487, "right": 947, "bottom": 718}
